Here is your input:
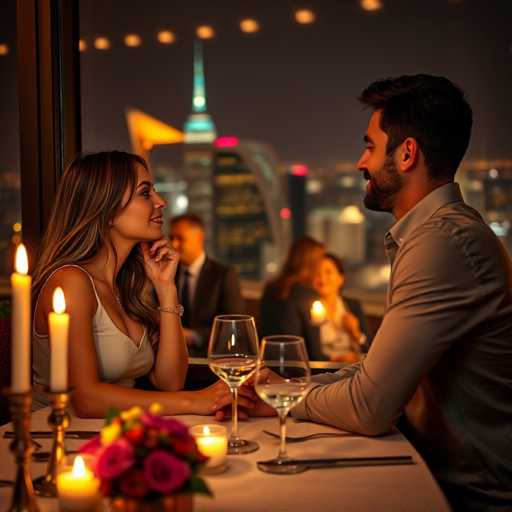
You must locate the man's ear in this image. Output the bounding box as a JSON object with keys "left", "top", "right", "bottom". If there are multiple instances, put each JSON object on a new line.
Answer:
{"left": 398, "top": 137, "right": 419, "bottom": 172}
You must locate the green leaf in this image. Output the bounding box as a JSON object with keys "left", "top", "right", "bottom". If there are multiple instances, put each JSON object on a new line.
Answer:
{"left": 182, "top": 475, "right": 213, "bottom": 497}
{"left": 105, "top": 407, "right": 121, "bottom": 425}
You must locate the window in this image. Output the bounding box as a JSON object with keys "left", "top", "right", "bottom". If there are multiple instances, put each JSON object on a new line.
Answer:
{"left": 78, "top": 0, "right": 512, "bottom": 300}
{"left": 0, "top": 1, "right": 21, "bottom": 284}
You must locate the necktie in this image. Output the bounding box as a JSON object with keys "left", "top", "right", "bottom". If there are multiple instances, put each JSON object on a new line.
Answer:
{"left": 181, "top": 269, "right": 191, "bottom": 327}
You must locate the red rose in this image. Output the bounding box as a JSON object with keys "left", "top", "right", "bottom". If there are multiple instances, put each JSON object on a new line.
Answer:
{"left": 171, "top": 436, "right": 195, "bottom": 457}
{"left": 119, "top": 469, "right": 149, "bottom": 499}
{"left": 124, "top": 425, "right": 145, "bottom": 445}
{"left": 100, "top": 479, "right": 112, "bottom": 497}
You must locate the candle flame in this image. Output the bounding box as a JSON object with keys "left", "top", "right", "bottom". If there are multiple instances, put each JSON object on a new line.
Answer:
{"left": 15, "top": 244, "right": 28, "bottom": 275}
{"left": 72, "top": 455, "right": 87, "bottom": 478}
{"left": 311, "top": 300, "right": 325, "bottom": 315}
{"left": 52, "top": 287, "right": 66, "bottom": 314}
{"left": 202, "top": 425, "right": 210, "bottom": 435}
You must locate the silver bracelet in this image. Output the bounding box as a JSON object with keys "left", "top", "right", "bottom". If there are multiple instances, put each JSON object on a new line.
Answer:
{"left": 158, "top": 304, "right": 184, "bottom": 317}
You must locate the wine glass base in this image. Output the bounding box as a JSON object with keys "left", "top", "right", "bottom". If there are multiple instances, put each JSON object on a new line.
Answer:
{"left": 228, "top": 439, "right": 259, "bottom": 455}
{"left": 257, "top": 459, "right": 307, "bottom": 474}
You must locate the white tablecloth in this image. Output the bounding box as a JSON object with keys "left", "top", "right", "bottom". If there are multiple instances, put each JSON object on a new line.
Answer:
{"left": 0, "top": 408, "right": 450, "bottom": 512}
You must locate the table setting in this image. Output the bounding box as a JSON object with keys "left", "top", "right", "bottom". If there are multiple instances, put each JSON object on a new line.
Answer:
{"left": 0, "top": 247, "right": 449, "bottom": 511}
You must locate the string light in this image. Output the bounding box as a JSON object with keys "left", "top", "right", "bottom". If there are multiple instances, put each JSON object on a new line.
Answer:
{"left": 196, "top": 25, "right": 215, "bottom": 39}
{"left": 157, "top": 30, "right": 176, "bottom": 44}
{"left": 94, "top": 37, "right": 111, "bottom": 50}
{"left": 240, "top": 18, "right": 260, "bottom": 34}
{"left": 124, "top": 34, "right": 142, "bottom": 47}
{"left": 294, "top": 9, "right": 315, "bottom": 24}
{"left": 360, "top": 0, "right": 383, "bottom": 12}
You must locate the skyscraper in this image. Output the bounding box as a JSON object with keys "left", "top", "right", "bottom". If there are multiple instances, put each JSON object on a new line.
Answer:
{"left": 212, "top": 136, "right": 291, "bottom": 279}
{"left": 183, "top": 40, "right": 217, "bottom": 251}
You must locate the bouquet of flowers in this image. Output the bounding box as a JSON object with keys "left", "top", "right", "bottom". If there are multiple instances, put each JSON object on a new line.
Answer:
{"left": 80, "top": 403, "right": 211, "bottom": 505}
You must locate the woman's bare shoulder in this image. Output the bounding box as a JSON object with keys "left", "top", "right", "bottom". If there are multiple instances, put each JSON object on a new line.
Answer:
{"left": 42, "top": 266, "right": 97, "bottom": 310}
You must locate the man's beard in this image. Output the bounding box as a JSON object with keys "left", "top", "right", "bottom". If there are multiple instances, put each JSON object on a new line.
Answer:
{"left": 363, "top": 156, "right": 403, "bottom": 213}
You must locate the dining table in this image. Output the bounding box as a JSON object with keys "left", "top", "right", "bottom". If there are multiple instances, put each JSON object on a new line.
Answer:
{"left": 0, "top": 407, "right": 451, "bottom": 512}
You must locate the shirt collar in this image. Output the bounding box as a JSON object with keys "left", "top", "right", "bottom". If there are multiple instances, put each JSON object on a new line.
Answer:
{"left": 386, "top": 182, "right": 464, "bottom": 248}
{"left": 185, "top": 252, "right": 206, "bottom": 277}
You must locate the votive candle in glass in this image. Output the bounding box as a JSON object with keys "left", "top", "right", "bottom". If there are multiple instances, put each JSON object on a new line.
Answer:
{"left": 191, "top": 424, "right": 228, "bottom": 470}
{"left": 57, "top": 454, "right": 99, "bottom": 511}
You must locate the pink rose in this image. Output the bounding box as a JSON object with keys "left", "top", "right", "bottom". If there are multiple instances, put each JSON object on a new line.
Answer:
{"left": 143, "top": 450, "right": 190, "bottom": 494}
{"left": 80, "top": 435, "right": 102, "bottom": 456}
{"left": 96, "top": 438, "right": 134, "bottom": 480}
{"left": 140, "top": 413, "right": 189, "bottom": 437}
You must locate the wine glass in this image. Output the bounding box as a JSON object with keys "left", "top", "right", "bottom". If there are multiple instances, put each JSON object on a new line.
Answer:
{"left": 254, "top": 335, "right": 311, "bottom": 474}
{"left": 208, "top": 314, "right": 259, "bottom": 455}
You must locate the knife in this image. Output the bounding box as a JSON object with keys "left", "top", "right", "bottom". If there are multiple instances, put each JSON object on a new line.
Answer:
{"left": 258, "top": 455, "right": 414, "bottom": 469}
{"left": 3, "top": 430, "right": 98, "bottom": 440}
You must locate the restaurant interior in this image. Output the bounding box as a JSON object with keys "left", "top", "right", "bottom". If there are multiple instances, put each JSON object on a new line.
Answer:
{"left": 0, "top": 1, "right": 511, "bottom": 511}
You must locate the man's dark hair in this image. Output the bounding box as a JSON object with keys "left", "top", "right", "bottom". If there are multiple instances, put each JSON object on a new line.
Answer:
{"left": 169, "top": 213, "right": 204, "bottom": 230}
{"left": 359, "top": 74, "right": 473, "bottom": 179}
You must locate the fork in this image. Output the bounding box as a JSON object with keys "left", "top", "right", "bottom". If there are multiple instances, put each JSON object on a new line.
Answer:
{"left": 263, "top": 429, "right": 351, "bottom": 443}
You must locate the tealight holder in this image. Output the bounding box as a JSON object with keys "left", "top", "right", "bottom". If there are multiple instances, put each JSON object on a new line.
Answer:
{"left": 33, "top": 388, "right": 71, "bottom": 497}
{"left": 4, "top": 388, "right": 40, "bottom": 512}
{"left": 190, "top": 424, "right": 228, "bottom": 474}
{"left": 56, "top": 454, "right": 100, "bottom": 512}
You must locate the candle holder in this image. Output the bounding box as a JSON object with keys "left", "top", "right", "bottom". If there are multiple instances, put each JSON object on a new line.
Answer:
{"left": 4, "top": 388, "right": 40, "bottom": 512}
{"left": 33, "top": 389, "right": 71, "bottom": 497}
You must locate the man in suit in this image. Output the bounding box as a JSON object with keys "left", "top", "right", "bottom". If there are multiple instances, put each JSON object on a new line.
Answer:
{"left": 169, "top": 214, "right": 245, "bottom": 357}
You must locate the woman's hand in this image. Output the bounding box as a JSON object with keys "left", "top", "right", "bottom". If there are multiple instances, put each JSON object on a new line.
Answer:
{"left": 140, "top": 239, "right": 179, "bottom": 296}
{"left": 191, "top": 380, "right": 257, "bottom": 417}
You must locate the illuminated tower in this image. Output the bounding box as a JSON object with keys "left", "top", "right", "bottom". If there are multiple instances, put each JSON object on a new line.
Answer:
{"left": 183, "top": 40, "right": 217, "bottom": 251}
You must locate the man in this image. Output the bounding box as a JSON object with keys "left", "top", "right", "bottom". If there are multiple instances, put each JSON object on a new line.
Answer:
{"left": 170, "top": 214, "right": 245, "bottom": 356}
{"left": 286, "top": 75, "right": 512, "bottom": 510}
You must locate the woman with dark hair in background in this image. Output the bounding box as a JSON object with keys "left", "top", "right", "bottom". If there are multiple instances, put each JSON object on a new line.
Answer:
{"left": 259, "top": 236, "right": 326, "bottom": 360}
{"left": 312, "top": 253, "right": 369, "bottom": 363}
{"left": 31, "top": 151, "right": 245, "bottom": 417}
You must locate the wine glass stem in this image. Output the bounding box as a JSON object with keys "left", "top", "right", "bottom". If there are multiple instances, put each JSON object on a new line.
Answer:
{"left": 277, "top": 410, "right": 288, "bottom": 460}
{"left": 230, "top": 387, "right": 239, "bottom": 443}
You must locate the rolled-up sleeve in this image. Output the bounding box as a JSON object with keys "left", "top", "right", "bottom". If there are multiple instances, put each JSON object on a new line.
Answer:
{"left": 292, "top": 222, "right": 487, "bottom": 435}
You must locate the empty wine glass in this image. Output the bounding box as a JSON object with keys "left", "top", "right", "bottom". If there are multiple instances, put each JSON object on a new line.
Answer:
{"left": 254, "top": 335, "right": 311, "bottom": 474}
{"left": 208, "top": 314, "right": 259, "bottom": 455}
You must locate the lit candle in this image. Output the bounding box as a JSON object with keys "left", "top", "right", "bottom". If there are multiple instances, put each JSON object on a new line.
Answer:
{"left": 49, "top": 287, "right": 69, "bottom": 391}
{"left": 11, "top": 244, "right": 31, "bottom": 393}
{"left": 310, "top": 300, "right": 327, "bottom": 325}
{"left": 190, "top": 424, "right": 228, "bottom": 470}
{"left": 57, "top": 455, "right": 99, "bottom": 511}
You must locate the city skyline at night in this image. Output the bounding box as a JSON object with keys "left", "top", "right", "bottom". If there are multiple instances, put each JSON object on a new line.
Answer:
{"left": 1, "top": 0, "right": 512, "bottom": 175}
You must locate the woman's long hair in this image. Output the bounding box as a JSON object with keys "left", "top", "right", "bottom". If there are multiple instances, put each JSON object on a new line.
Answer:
{"left": 32, "top": 151, "right": 159, "bottom": 342}
{"left": 268, "top": 236, "right": 325, "bottom": 299}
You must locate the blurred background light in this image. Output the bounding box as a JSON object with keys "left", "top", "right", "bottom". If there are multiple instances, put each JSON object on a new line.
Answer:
{"left": 294, "top": 9, "right": 315, "bottom": 24}
{"left": 79, "top": 39, "right": 87, "bottom": 52}
{"left": 360, "top": 0, "right": 383, "bottom": 12}
{"left": 196, "top": 25, "right": 215, "bottom": 39}
{"left": 240, "top": 18, "right": 260, "bottom": 34}
{"left": 0, "top": 44, "right": 9, "bottom": 56}
{"left": 157, "top": 30, "right": 176, "bottom": 44}
{"left": 94, "top": 37, "right": 111, "bottom": 50}
{"left": 124, "top": 34, "right": 142, "bottom": 48}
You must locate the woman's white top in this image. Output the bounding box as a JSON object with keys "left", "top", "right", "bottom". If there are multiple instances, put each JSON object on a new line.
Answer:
{"left": 32, "top": 265, "right": 154, "bottom": 409}
{"left": 319, "top": 297, "right": 354, "bottom": 359}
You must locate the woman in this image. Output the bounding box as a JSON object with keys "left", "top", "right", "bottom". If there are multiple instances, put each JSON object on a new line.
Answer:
{"left": 32, "top": 151, "right": 249, "bottom": 418}
{"left": 259, "top": 236, "right": 325, "bottom": 360}
{"left": 312, "top": 253, "right": 369, "bottom": 363}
